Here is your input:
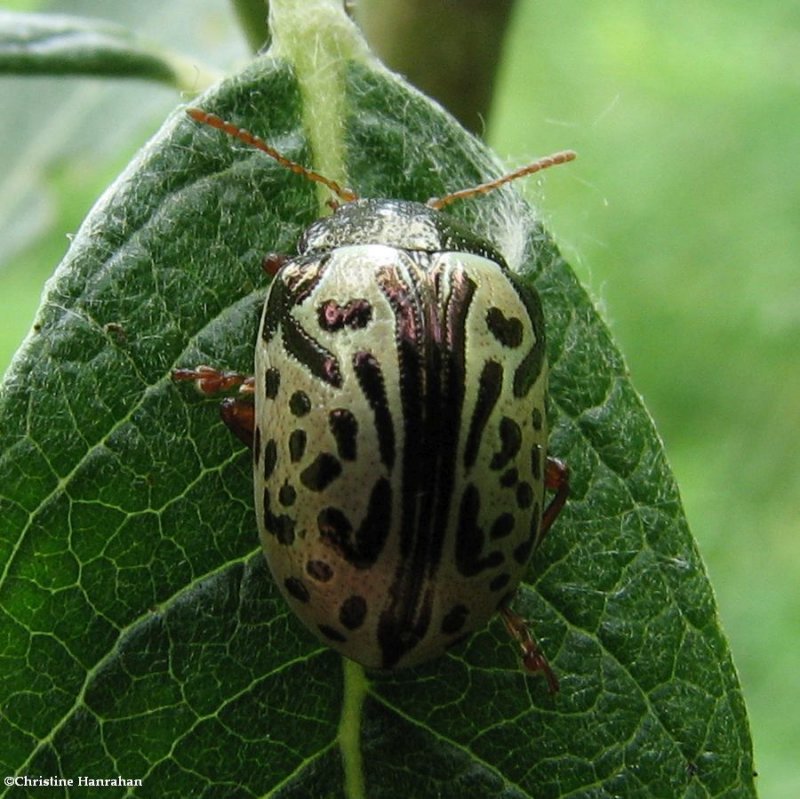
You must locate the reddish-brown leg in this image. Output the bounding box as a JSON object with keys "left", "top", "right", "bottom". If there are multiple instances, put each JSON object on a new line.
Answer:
{"left": 500, "top": 606, "right": 559, "bottom": 694}
{"left": 262, "top": 252, "right": 288, "bottom": 277}
{"left": 541, "top": 456, "right": 569, "bottom": 539}
{"left": 498, "top": 455, "right": 569, "bottom": 690}
{"left": 172, "top": 365, "right": 256, "bottom": 450}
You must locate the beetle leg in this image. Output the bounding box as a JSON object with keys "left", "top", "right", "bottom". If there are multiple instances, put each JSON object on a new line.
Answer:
{"left": 500, "top": 605, "right": 559, "bottom": 694}
{"left": 262, "top": 252, "right": 289, "bottom": 277}
{"left": 172, "top": 365, "right": 256, "bottom": 450}
{"left": 540, "top": 456, "right": 569, "bottom": 539}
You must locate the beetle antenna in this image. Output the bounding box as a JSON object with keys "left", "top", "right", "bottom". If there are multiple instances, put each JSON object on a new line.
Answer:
{"left": 427, "top": 150, "right": 576, "bottom": 210}
{"left": 187, "top": 108, "right": 359, "bottom": 203}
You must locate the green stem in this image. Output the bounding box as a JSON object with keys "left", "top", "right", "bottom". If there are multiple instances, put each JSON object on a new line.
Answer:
{"left": 339, "top": 659, "right": 368, "bottom": 799}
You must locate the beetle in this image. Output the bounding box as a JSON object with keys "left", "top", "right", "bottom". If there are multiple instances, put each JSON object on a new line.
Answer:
{"left": 174, "top": 108, "right": 572, "bottom": 692}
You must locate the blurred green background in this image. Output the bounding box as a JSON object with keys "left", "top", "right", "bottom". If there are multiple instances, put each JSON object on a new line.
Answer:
{"left": 1, "top": 1, "right": 796, "bottom": 795}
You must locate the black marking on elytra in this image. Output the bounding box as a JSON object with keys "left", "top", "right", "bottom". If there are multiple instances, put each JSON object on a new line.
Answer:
{"left": 262, "top": 489, "right": 295, "bottom": 545}
{"left": 505, "top": 272, "right": 546, "bottom": 398}
{"left": 300, "top": 453, "right": 342, "bottom": 492}
{"left": 514, "top": 500, "right": 541, "bottom": 564}
{"left": 489, "top": 573, "right": 511, "bottom": 592}
{"left": 306, "top": 559, "right": 333, "bottom": 582}
{"left": 289, "top": 429, "right": 306, "bottom": 463}
{"left": 318, "top": 624, "right": 347, "bottom": 643}
{"left": 500, "top": 467, "right": 518, "bottom": 488}
{"left": 532, "top": 406, "right": 544, "bottom": 431}
{"left": 263, "top": 438, "right": 277, "bottom": 480}
{"left": 339, "top": 595, "right": 368, "bottom": 630}
{"left": 261, "top": 255, "right": 342, "bottom": 387}
{"left": 329, "top": 408, "right": 358, "bottom": 461}
{"left": 456, "top": 484, "right": 504, "bottom": 577}
{"left": 490, "top": 513, "right": 515, "bottom": 539}
{"left": 289, "top": 390, "right": 311, "bottom": 417}
{"left": 254, "top": 426, "right": 262, "bottom": 467}
{"left": 278, "top": 481, "right": 296, "bottom": 507}
{"left": 354, "top": 351, "right": 395, "bottom": 469}
{"left": 318, "top": 478, "right": 391, "bottom": 569}
{"left": 486, "top": 306, "right": 523, "bottom": 348}
{"left": 516, "top": 481, "right": 534, "bottom": 509}
{"left": 441, "top": 604, "right": 469, "bottom": 635}
{"left": 284, "top": 576, "right": 309, "bottom": 603}
{"left": 490, "top": 416, "right": 522, "bottom": 471}
{"left": 264, "top": 367, "right": 280, "bottom": 399}
{"left": 374, "top": 263, "right": 478, "bottom": 669}
{"left": 318, "top": 298, "right": 373, "bottom": 331}
{"left": 531, "top": 443, "right": 543, "bottom": 481}
{"left": 464, "top": 360, "right": 503, "bottom": 469}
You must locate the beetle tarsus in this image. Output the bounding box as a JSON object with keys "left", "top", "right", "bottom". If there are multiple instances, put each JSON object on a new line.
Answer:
{"left": 500, "top": 605, "right": 559, "bottom": 694}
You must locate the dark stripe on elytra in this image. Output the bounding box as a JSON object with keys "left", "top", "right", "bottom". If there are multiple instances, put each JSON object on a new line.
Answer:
{"left": 329, "top": 408, "right": 358, "bottom": 461}
{"left": 261, "top": 256, "right": 342, "bottom": 387}
{"left": 507, "top": 273, "right": 546, "bottom": 398}
{"left": 317, "top": 477, "right": 391, "bottom": 569}
{"left": 486, "top": 306, "right": 523, "bottom": 348}
{"left": 490, "top": 416, "right": 522, "bottom": 470}
{"left": 375, "top": 264, "right": 477, "bottom": 668}
{"left": 463, "top": 360, "right": 503, "bottom": 469}
{"left": 456, "top": 483, "right": 504, "bottom": 577}
{"left": 353, "top": 351, "right": 395, "bottom": 468}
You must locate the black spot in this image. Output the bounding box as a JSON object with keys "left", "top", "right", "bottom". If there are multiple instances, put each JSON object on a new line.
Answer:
{"left": 500, "top": 468, "right": 518, "bottom": 488}
{"left": 284, "top": 577, "right": 309, "bottom": 603}
{"left": 318, "top": 624, "right": 347, "bottom": 643}
{"left": 490, "top": 513, "right": 515, "bottom": 539}
{"left": 290, "top": 390, "right": 311, "bottom": 417}
{"left": 508, "top": 275, "right": 546, "bottom": 398}
{"left": 318, "top": 298, "right": 373, "bottom": 331}
{"left": 532, "top": 407, "right": 543, "bottom": 431}
{"left": 490, "top": 416, "right": 522, "bottom": 471}
{"left": 490, "top": 573, "right": 511, "bottom": 592}
{"left": 306, "top": 560, "right": 333, "bottom": 582}
{"left": 254, "top": 426, "right": 262, "bottom": 467}
{"left": 300, "top": 453, "right": 342, "bottom": 491}
{"left": 329, "top": 408, "right": 358, "bottom": 460}
{"left": 516, "top": 481, "right": 533, "bottom": 509}
{"left": 289, "top": 429, "right": 306, "bottom": 463}
{"left": 263, "top": 439, "right": 277, "bottom": 480}
{"left": 441, "top": 604, "right": 469, "bottom": 635}
{"left": 262, "top": 489, "right": 295, "bottom": 545}
{"left": 278, "top": 481, "right": 296, "bottom": 507}
{"left": 513, "top": 502, "right": 540, "bottom": 564}
{"left": 486, "top": 307, "right": 523, "bottom": 348}
{"left": 264, "top": 367, "right": 280, "bottom": 399}
{"left": 464, "top": 360, "right": 503, "bottom": 469}
{"left": 339, "top": 595, "right": 368, "bottom": 630}
{"left": 531, "top": 444, "right": 542, "bottom": 480}
{"left": 318, "top": 506, "right": 352, "bottom": 539}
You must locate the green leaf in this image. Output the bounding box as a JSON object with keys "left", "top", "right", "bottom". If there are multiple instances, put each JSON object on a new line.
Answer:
{"left": 0, "top": 1, "right": 755, "bottom": 797}
{"left": 0, "top": 10, "right": 219, "bottom": 90}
